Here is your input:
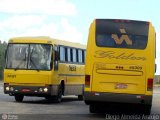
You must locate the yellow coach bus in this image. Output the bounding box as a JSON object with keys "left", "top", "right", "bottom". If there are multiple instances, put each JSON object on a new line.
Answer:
{"left": 4, "top": 36, "right": 86, "bottom": 102}
{"left": 84, "top": 19, "right": 156, "bottom": 114}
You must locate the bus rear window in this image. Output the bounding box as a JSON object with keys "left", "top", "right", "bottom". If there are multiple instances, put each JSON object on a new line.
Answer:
{"left": 96, "top": 19, "right": 149, "bottom": 50}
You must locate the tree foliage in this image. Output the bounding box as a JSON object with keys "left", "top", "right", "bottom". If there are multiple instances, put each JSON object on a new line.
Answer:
{"left": 0, "top": 40, "right": 7, "bottom": 80}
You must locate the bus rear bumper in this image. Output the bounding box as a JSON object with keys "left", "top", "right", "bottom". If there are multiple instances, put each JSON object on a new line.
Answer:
{"left": 4, "top": 84, "right": 59, "bottom": 96}
{"left": 84, "top": 92, "right": 152, "bottom": 105}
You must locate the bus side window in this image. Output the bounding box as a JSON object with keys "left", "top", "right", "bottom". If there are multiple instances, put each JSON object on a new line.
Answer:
{"left": 67, "top": 48, "right": 71, "bottom": 62}
{"left": 72, "top": 48, "right": 77, "bottom": 63}
{"left": 60, "top": 46, "right": 65, "bottom": 62}
{"left": 78, "top": 49, "right": 82, "bottom": 63}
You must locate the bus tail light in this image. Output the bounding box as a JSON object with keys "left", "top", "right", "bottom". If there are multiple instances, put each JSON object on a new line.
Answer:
{"left": 147, "top": 78, "right": 153, "bottom": 91}
{"left": 85, "top": 75, "right": 90, "bottom": 87}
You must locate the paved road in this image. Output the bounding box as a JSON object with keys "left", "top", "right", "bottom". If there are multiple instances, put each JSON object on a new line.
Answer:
{"left": 0, "top": 82, "right": 160, "bottom": 120}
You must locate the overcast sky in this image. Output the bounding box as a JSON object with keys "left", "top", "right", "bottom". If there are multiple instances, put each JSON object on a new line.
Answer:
{"left": 0, "top": 0, "right": 160, "bottom": 74}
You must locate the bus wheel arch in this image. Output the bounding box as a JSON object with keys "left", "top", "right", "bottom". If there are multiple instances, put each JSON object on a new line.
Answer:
{"left": 53, "top": 80, "right": 65, "bottom": 103}
{"left": 78, "top": 95, "right": 83, "bottom": 100}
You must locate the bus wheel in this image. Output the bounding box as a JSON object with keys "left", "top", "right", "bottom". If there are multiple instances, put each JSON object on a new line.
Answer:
{"left": 54, "top": 84, "right": 63, "bottom": 103}
{"left": 89, "top": 104, "right": 97, "bottom": 113}
{"left": 14, "top": 95, "right": 24, "bottom": 102}
{"left": 144, "top": 109, "right": 151, "bottom": 115}
{"left": 78, "top": 95, "right": 83, "bottom": 100}
{"left": 45, "top": 96, "right": 52, "bottom": 100}
{"left": 143, "top": 105, "right": 151, "bottom": 115}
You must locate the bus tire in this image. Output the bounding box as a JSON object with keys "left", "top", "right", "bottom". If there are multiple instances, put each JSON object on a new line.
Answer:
{"left": 143, "top": 105, "right": 151, "bottom": 115}
{"left": 89, "top": 104, "right": 97, "bottom": 113}
{"left": 84, "top": 100, "right": 90, "bottom": 105}
{"left": 45, "top": 96, "right": 52, "bottom": 100}
{"left": 144, "top": 109, "right": 151, "bottom": 115}
{"left": 15, "top": 95, "right": 24, "bottom": 102}
{"left": 78, "top": 95, "right": 83, "bottom": 100}
{"left": 53, "top": 84, "right": 63, "bottom": 103}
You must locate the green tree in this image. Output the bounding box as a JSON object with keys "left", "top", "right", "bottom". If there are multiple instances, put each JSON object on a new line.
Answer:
{"left": 0, "top": 41, "right": 7, "bottom": 80}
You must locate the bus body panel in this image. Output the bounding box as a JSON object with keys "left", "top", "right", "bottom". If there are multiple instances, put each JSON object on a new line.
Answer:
{"left": 84, "top": 19, "right": 155, "bottom": 107}
{"left": 84, "top": 92, "right": 152, "bottom": 105}
{"left": 4, "top": 70, "right": 50, "bottom": 85}
{"left": 57, "top": 63, "right": 85, "bottom": 95}
{"left": 92, "top": 63, "right": 146, "bottom": 94}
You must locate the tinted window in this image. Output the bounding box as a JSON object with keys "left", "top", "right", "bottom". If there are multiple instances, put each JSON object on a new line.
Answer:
{"left": 60, "top": 46, "right": 65, "bottom": 62}
{"left": 67, "top": 48, "right": 71, "bottom": 62}
{"left": 78, "top": 49, "right": 82, "bottom": 63}
{"left": 96, "top": 19, "right": 149, "bottom": 49}
{"left": 72, "top": 48, "right": 77, "bottom": 62}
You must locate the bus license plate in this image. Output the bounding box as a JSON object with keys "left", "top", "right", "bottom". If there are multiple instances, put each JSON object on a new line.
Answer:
{"left": 115, "top": 83, "right": 127, "bottom": 89}
{"left": 21, "top": 89, "right": 31, "bottom": 92}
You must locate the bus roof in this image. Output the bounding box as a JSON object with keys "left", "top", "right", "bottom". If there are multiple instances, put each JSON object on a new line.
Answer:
{"left": 94, "top": 19, "right": 151, "bottom": 23}
{"left": 9, "top": 36, "right": 86, "bottom": 49}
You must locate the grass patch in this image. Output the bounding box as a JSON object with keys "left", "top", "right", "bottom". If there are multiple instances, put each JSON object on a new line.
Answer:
{"left": 154, "top": 84, "right": 160, "bottom": 87}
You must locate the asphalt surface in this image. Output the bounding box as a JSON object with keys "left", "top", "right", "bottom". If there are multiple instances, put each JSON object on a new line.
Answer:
{"left": 0, "top": 81, "right": 160, "bottom": 120}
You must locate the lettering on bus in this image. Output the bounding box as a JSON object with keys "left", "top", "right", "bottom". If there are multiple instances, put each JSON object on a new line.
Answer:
{"left": 129, "top": 66, "right": 142, "bottom": 70}
{"left": 94, "top": 50, "right": 146, "bottom": 61}
{"left": 111, "top": 29, "right": 132, "bottom": 45}
{"left": 7, "top": 75, "right": 16, "bottom": 78}
{"left": 69, "top": 65, "right": 76, "bottom": 71}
